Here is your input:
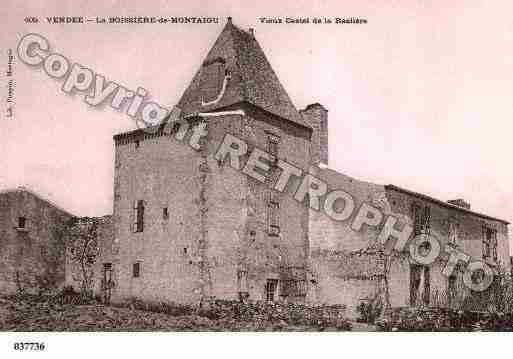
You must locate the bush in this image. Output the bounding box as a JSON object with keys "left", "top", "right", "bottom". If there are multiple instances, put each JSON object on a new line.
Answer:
{"left": 116, "top": 297, "right": 196, "bottom": 317}
{"left": 51, "top": 285, "right": 97, "bottom": 306}
{"left": 375, "top": 307, "right": 509, "bottom": 331}
{"left": 196, "top": 299, "right": 351, "bottom": 330}
{"left": 357, "top": 295, "right": 383, "bottom": 324}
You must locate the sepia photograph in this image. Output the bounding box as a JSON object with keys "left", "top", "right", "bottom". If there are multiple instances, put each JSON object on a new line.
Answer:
{"left": 1, "top": 0, "right": 513, "bottom": 357}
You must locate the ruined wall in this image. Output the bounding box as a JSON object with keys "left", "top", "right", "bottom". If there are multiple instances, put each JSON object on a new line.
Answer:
{"left": 306, "top": 168, "right": 387, "bottom": 316}
{"left": 0, "top": 189, "right": 73, "bottom": 294}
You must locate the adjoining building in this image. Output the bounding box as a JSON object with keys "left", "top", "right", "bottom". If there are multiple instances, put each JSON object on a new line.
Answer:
{"left": 0, "top": 187, "right": 73, "bottom": 294}
{"left": 0, "top": 187, "right": 115, "bottom": 301}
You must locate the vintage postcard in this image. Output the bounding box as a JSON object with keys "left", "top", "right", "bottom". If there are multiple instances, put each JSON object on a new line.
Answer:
{"left": 1, "top": 0, "right": 512, "bottom": 357}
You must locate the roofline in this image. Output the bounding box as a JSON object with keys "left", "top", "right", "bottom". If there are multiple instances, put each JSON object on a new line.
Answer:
{"left": 385, "top": 184, "right": 510, "bottom": 225}
{"left": 71, "top": 214, "right": 113, "bottom": 224}
{"left": 0, "top": 186, "right": 77, "bottom": 218}
{"left": 228, "top": 21, "right": 312, "bottom": 129}
{"left": 113, "top": 113, "right": 200, "bottom": 141}
{"left": 113, "top": 102, "right": 313, "bottom": 142}
{"left": 300, "top": 103, "right": 329, "bottom": 112}
{"left": 238, "top": 101, "right": 313, "bottom": 132}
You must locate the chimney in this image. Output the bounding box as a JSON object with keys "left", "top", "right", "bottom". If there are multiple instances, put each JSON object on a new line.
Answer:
{"left": 300, "top": 103, "right": 328, "bottom": 166}
{"left": 249, "top": 28, "right": 254, "bottom": 37}
{"left": 447, "top": 198, "right": 471, "bottom": 210}
{"left": 227, "top": 17, "right": 232, "bottom": 24}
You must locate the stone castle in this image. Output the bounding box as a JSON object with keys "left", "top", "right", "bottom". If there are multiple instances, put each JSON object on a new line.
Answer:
{"left": 1, "top": 18, "right": 509, "bottom": 316}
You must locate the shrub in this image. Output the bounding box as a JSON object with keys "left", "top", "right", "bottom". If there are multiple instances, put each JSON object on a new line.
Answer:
{"left": 113, "top": 297, "right": 352, "bottom": 330}
{"left": 376, "top": 307, "right": 496, "bottom": 331}
{"left": 357, "top": 295, "right": 383, "bottom": 324}
{"left": 198, "top": 299, "right": 351, "bottom": 330}
{"left": 50, "top": 285, "right": 98, "bottom": 306}
{"left": 117, "top": 297, "right": 196, "bottom": 317}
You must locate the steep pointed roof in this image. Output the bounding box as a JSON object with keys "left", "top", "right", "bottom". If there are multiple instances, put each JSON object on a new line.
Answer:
{"left": 177, "top": 18, "right": 310, "bottom": 129}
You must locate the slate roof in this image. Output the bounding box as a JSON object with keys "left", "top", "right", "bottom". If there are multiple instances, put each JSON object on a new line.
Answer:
{"left": 177, "top": 18, "right": 310, "bottom": 129}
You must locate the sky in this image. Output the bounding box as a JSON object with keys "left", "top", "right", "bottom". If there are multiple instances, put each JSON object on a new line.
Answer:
{"left": 1, "top": 1, "right": 512, "bottom": 239}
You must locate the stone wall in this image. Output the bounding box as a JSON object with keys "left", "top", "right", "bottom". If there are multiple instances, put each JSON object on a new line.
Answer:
{"left": 305, "top": 169, "right": 510, "bottom": 316}
{"left": 0, "top": 188, "right": 73, "bottom": 294}
{"left": 385, "top": 186, "right": 510, "bottom": 308}
{"left": 386, "top": 186, "right": 510, "bottom": 271}
{"left": 306, "top": 167, "right": 386, "bottom": 317}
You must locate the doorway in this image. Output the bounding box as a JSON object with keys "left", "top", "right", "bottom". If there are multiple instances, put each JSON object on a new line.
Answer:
{"left": 102, "top": 263, "right": 113, "bottom": 304}
{"left": 410, "top": 264, "right": 430, "bottom": 307}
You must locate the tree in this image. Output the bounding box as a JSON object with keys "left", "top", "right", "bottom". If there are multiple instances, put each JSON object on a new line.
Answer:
{"left": 65, "top": 217, "right": 100, "bottom": 299}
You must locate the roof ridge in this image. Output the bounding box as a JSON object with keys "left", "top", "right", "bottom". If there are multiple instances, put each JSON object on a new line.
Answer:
{"left": 385, "top": 184, "right": 509, "bottom": 225}
{"left": 0, "top": 186, "right": 77, "bottom": 217}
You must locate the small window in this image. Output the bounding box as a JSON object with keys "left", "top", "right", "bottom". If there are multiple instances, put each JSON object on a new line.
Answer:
{"left": 133, "top": 200, "right": 144, "bottom": 232}
{"left": 18, "top": 217, "right": 26, "bottom": 229}
{"left": 266, "top": 279, "right": 278, "bottom": 302}
{"left": 183, "top": 247, "right": 188, "bottom": 255}
{"left": 132, "top": 262, "right": 141, "bottom": 278}
{"left": 163, "top": 207, "right": 169, "bottom": 220}
{"left": 412, "top": 203, "right": 431, "bottom": 235}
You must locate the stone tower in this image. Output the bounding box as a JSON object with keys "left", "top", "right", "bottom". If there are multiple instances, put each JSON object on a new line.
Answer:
{"left": 112, "top": 18, "right": 314, "bottom": 304}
